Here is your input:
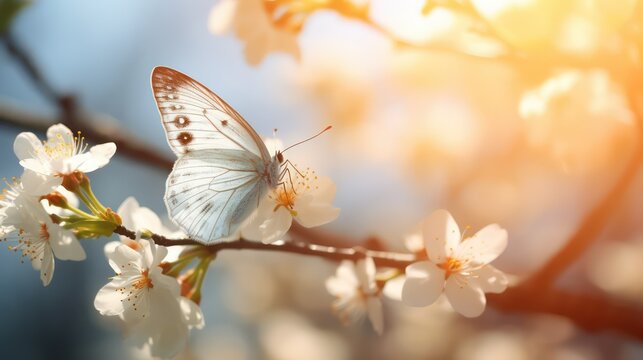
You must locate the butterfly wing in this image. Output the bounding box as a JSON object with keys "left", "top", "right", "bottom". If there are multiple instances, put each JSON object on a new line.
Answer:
{"left": 151, "top": 66, "right": 271, "bottom": 161}
{"left": 151, "top": 66, "right": 274, "bottom": 243}
{"left": 166, "top": 149, "right": 268, "bottom": 243}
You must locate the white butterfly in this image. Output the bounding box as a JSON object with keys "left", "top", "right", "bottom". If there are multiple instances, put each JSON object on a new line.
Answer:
{"left": 151, "top": 66, "right": 283, "bottom": 244}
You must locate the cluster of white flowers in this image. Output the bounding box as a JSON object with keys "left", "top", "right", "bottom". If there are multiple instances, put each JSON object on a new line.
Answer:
{"left": 1, "top": 123, "right": 343, "bottom": 357}
{"left": 326, "top": 257, "right": 384, "bottom": 335}
{"left": 209, "top": 0, "right": 300, "bottom": 65}
{"left": 1, "top": 124, "right": 210, "bottom": 358}
{"left": 2, "top": 123, "right": 511, "bottom": 356}
{"left": 202, "top": 137, "right": 340, "bottom": 244}
{"left": 1, "top": 124, "right": 115, "bottom": 285}
{"left": 94, "top": 235, "right": 204, "bottom": 358}
{"left": 242, "top": 166, "right": 340, "bottom": 243}
{"left": 324, "top": 209, "right": 509, "bottom": 333}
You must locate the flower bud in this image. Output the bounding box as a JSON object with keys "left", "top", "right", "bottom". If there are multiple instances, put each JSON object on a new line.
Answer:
{"left": 42, "top": 191, "right": 69, "bottom": 209}
{"left": 178, "top": 268, "right": 201, "bottom": 304}
{"left": 61, "top": 171, "right": 89, "bottom": 192}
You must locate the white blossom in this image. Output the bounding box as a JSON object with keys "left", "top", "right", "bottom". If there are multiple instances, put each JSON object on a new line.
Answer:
{"left": 401, "top": 209, "right": 508, "bottom": 317}
{"left": 325, "top": 257, "right": 384, "bottom": 334}
{"left": 208, "top": 0, "right": 300, "bottom": 65}
{"left": 116, "top": 196, "right": 186, "bottom": 262}
{"left": 117, "top": 197, "right": 183, "bottom": 238}
{"left": 1, "top": 172, "right": 85, "bottom": 286}
{"left": 243, "top": 168, "right": 340, "bottom": 243}
{"left": 14, "top": 123, "right": 116, "bottom": 178}
{"left": 40, "top": 186, "right": 79, "bottom": 217}
{"left": 94, "top": 238, "right": 203, "bottom": 358}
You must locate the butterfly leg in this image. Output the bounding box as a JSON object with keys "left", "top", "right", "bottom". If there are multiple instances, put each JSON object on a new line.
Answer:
{"left": 278, "top": 166, "right": 298, "bottom": 195}
{"left": 281, "top": 159, "right": 305, "bottom": 178}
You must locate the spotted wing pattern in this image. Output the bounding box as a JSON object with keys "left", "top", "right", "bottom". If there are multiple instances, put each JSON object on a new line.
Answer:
{"left": 151, "top": 66, "right": 271, "bottom": 161}
{"left": 151, "top": 66, "right": 274, "bottom": 243}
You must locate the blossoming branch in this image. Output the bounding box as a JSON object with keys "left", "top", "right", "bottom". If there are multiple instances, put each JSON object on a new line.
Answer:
{"left": 0, "top": 123, "right": 509, "bottom": 358}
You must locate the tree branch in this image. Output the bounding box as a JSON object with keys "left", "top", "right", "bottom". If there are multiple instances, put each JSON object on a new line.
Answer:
{"left": 528, "top": 66, "right": 643, "bottom": 288}
{"left": 488, "top": 285, "right": 643, "bottom": 341}
{"left": 1, "top": 32, "right": 59, "bottom": 103}
{"left": 114, "top": 223, "right": 643, "bottom": 342}
{"left": 113, "top": 225, "right": 417, "bottom": 268}
{"left": 0, "top": 32, "right": 175, "bottom": 171}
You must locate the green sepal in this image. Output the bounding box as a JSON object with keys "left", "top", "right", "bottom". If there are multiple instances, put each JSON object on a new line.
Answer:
{"left": 64, "top": 219, "right": 118, "bottom": 239}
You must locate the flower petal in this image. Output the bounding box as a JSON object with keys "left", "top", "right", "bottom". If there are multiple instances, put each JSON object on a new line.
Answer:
{"left": 46, "top": 124, "right": 73, "bottom": 144}
{"left": 133, "top": 207, "right": 164, "bottom": 234}
{"left": 293, "top": 176, "right": 340, "bottom": 228}
{"left": 94, "top": 281, "right": 126, "bottom": 316}
{"left": 40, "top": 248, "right": 55, "bottom": 286}
{"left": 50, "top": 226, "right": 86, "bottom": 261}
{"left": 240, "top": 195, "right": 273, "bottom": 241}
{"left": 150, "top": 241, "right": 168, "bottom": 267}
{"left": 335, "top": 260, "right": 359, "bottom": 285}
{"left": 21, "top": 170, "right": 62, "bottom": 196}
{"left": 356, "top": 257, "right": 377, "bottom": 294}
{"left": 13, "top": 132, "right": 42, "bottom": 160}
{"left": 117, "top": 197, "right": 140, "bottom": 229}
{"left": 471, "top": 265, "right": 508, "bottom": 294}
{"left": 76, "top": 143, "right": 117, "bottom": 173}
{"left": 382, "top": 276, "right": 405, "bottom": 301}
{"left": 309, "top": 176, "right": 337, "bottom": 202}
{"left": 259, "top": 207, "right": 293, "bottom": 243}
{"left": 180, "top": 297, "right": 205, "bottom": 329}
{"left": 326, "top": 261, "right": 359, "bottom": 297}
{"left": 108, "top": 243, "right": 142, "bottom": 272}
{"left": 366, "top": 297, "right": 384, "bottom": 335}
{"left": 423, "top": 209, "right": 460, "bottom": 263}
{"left": 128, "top": 287, "right": 187, "bottom": 358}
{"left": 294, "top": 203, "right": 340, "bottom": 228}
{"left": 456, "top": 224, "right": 508, "bottom": 266}
{"left": 103, "top": 240, "right": 121, "bottom": 258}
{"left": 140, "top": 239, "right": 156, "bottom": 267}
{"left": 19, "top": 158, "right": 50, "bottom": 175}
{"left": 151, "top": 271, "right": 180, "bottom": 296}
{"left": 401, "top": 261, "right": 445, "bottom": 307}
{"left": 444, "top": 274, "right": 486, "bottom": 317}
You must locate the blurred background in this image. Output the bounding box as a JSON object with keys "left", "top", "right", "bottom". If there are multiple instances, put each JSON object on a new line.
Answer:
{"left": 1, "top": 0, "right": 642, "bottom": 359}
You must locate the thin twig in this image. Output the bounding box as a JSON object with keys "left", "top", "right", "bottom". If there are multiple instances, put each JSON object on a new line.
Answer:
{"left": 113, "top": 225, "right": 417, "bottom": 268}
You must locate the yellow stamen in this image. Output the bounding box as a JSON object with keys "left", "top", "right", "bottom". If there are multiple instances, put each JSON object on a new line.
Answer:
{"left": 133, "top": 269, "right": 154, "bottom": 290}
{"left": 439, "top": 257, "right": 462, "bottom": 278}
{"left": 273, "top": 188, "right": 298, "bottom": 216}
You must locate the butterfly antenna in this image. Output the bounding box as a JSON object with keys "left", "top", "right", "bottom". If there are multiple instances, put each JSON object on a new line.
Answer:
{"left": 281, "top": 125, "right": 332, "bottom": 153}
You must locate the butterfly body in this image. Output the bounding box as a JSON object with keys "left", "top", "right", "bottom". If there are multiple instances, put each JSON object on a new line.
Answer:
{"left": 151, "top": 66, "right": 282, "bottom": 244}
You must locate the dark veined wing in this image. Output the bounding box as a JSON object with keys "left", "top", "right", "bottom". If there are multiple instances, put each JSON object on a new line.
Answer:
{"left": 151, "top": 66, "right": 275, "bottom": 242}
{"left": 165, "top": 149, "right": 269, "bottom": 243}
{"left": 151, "top": 66, "right": 271, "bottom": 161}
